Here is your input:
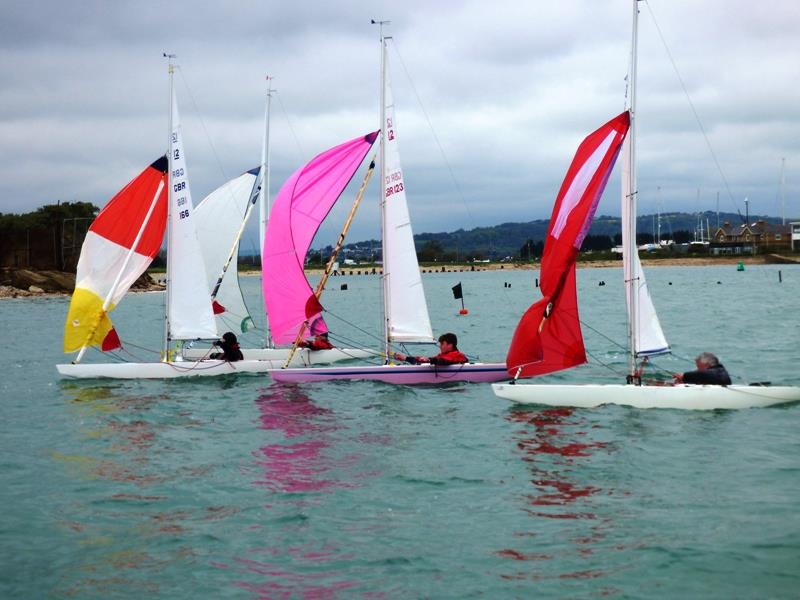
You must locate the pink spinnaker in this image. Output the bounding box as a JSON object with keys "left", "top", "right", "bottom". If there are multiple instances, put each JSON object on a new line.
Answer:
{"left": 262, "top": 132, "right": 378, "bottom": 344}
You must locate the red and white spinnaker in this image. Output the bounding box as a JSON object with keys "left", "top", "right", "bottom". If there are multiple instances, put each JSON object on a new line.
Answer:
{"left": 506, "top": 111, "right": 630, "bottom": 378}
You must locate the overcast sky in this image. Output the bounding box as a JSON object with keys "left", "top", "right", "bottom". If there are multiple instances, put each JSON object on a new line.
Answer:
{"left": 1, "top": 0, "right": 798, "bottom": 246}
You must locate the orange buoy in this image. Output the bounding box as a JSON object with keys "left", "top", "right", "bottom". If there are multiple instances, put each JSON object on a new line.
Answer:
{"left": 459, "top": 308, "right": 469, "bottom": 315}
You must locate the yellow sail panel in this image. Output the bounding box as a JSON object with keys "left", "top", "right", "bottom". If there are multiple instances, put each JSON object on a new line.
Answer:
{"left": 63, "top": 288, "right": 118, "bottom": 352}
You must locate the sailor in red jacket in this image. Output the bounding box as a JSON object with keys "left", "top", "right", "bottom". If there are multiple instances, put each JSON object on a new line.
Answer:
{"left": 393, "top": 332, "right": 468, "bottom": 365}
{"left": 299, "top": 332, "right": 335, "bottom": 351}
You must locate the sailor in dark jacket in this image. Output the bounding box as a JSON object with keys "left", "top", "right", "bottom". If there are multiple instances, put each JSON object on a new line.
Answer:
{"left": 210, "top": 331, "right": 244, "bottom": 362}
{"left": 673, "top": 352, "right": 731, "bottom": 385}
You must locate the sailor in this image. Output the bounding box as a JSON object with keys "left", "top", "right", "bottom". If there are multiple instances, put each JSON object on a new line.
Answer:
{"left": 299, "top": 332, "right": 335, "bottom": 351}
{"left": 393, "top": 332, "right": 468, "bottom": 365}
{"left": 673, "top": 352, "right": 731, "bottom": 385}
{"left": 210, "top": 331, "right": 244, "bottom": 362}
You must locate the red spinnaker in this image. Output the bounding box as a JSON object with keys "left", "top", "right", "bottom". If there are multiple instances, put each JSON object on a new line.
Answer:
{"left": 506, "top": 111, "right": 630, "bottom": 378}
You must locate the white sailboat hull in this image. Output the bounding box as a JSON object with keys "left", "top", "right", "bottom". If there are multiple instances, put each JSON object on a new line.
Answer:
{"left": 56, "top": 359, "right": 278, "bottom": 379}
{"left": 492, "top": 383, "right": 800, "bottom": 410}
{"left": 180, "top": 347, "right": 374, "bottom": 364}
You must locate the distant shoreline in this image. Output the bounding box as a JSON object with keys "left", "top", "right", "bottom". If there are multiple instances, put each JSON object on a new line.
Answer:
{"left": 2, "top": 256, "right": 794, "bottom": 299}
{"left": 294, "top": 255, "right": 791, "bottom": 276}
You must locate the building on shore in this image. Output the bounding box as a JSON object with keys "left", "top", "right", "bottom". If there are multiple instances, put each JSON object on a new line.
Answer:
{"left": 711, "top": 220, "right": 793, "bottom": 255}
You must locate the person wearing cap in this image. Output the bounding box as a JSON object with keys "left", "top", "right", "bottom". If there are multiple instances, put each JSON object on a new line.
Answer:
{"left": 299, "top": 332, "right": 335, "bottom": 351}
{"left": 393, "top": 332, "right": 468, "bottom": 366}
{"left": 673, "top": 352, "right": 731, "bottom": 385}
{"left": 210, "top": 331, "right": 244, "bottom": 361}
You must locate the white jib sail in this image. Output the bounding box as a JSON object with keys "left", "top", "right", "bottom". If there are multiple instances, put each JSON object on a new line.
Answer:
{"left": 194, "top": 168, "right": 260, "bottom": 333}
{"left": 621, "top": 135, "right": 669, "bottom": 356}
{"left": 382, "top": 63, "right": 434, "bottom": 344}
{"left": 167, "top": 91, "right": 219, "bottom": 341}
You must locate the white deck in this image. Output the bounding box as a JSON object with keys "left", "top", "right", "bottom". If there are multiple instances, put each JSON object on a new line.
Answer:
{"left": 56, "top": 359, "right": 279, "bottom": 379}
{"left": 492, "top": 383, "right": 800, "bottom": 410}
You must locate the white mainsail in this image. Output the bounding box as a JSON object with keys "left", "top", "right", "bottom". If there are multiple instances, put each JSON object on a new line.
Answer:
{"left": 194, "top": 168, "right": 261, "bottom": 333}
{"left": 167, "top": 90, "right": 218, "bottom": 341}
{"left": 381, "top": 49, "right": 434, "bottom": 344}
{"left": 621, "top": 2, "right": 669, "bottom": 359}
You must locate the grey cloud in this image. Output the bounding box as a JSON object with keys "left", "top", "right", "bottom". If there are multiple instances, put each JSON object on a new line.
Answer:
{"left": 0, "top": 0, "right": 798, "bottom": 232}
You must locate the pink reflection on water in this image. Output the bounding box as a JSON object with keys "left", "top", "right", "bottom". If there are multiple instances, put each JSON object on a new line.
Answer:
{"left": 253, "top": 386, "right": 353, "bottom": 494}
{"left": 229, "top": 543, "right": 367, "bottom": 599}
{"left": 237, "top": 387, "right": 389, "bottom": 598}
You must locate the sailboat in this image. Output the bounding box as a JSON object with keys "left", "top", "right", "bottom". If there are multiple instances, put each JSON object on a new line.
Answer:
{"left": 265, "top": 30, "right": 506, "bottom": 384}
{"left": 57, "top": 62, "right": 282, "bottom": 379}
{"left": 492, "top": 1, "right": 800, "bottom": 409}
{"left": 181, "top": 82, "right": 372, "bottom": 366}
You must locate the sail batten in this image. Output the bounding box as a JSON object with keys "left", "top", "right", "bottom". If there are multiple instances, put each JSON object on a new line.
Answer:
{"left": 506, "top": 112, "right": 630, "bottom": 378}
{"left": 262, "top": 132, "right": 378, "bottom": 345}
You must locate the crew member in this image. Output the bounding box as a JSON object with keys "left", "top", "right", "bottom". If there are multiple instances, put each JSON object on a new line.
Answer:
{"left": 393, "top": 332, "right": 468, "bottom": 365}
{"left": 673, "top": 352, "right": 731, "bottom": 385}
{"left": 210, "top": 331, "right": 244, "bottom": 362}
{"left": 299, "top": 332, "right": 335, "bottom": 351}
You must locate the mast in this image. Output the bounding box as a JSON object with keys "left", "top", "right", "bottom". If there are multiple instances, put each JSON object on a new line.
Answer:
{"left": 780, "top": 157, "right": 786, "bottom": 225}
{"left": 163, "top": 53, "right": 176, "bottom": 361}
{"left": 657, "top": 186, "right": 662, "bottom": 244}
{"left": 373, "top": 19, "right": 391, "bottom": 362}
{"left": 259, "top": 76, "right": 274, "bottom": 264}
{"left": 260, "top": 76, "right": 274, "bottom": 347}
{"left": 625, "top": 0, "right": 640, "bottom": 379}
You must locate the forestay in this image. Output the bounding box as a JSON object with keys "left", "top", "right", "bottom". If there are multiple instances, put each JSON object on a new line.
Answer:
{"left": 167, "top": 91, "right": 218, "bottom": 341}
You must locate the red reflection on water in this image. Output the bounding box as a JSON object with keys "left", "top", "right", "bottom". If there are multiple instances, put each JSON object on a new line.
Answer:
{"left": 498, "top": 407, "right": 613, "bottom": 581}
{"left": 496, "top": 548, "right": 552, "bottom": 561}
{"left": 508, "top": 408, "right": 603, "bottom": 517}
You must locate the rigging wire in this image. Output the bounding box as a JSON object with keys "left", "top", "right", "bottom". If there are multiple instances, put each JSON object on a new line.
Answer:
{"left": 642, "top": 0, "right": 745, "bottom": 223}
{"left": 176, "top": 67, "right": 229, "bottom": 185}
{"left": 389, "top": 42, "right": 479, "bottom": 230}
{"left": 275, "top": 91, "right": 306, "bottom": 165}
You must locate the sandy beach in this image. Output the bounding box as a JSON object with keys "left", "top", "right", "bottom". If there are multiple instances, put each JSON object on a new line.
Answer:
{"left": 298, "top": 255, "right": 787, "bottom": 276}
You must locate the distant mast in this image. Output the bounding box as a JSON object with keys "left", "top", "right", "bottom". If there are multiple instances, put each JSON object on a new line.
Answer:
{"left": 780, "top": 157, "right": 786, "bottom": 226}
{"left": 259, "top": 76, "right": 274, "bottom": 267}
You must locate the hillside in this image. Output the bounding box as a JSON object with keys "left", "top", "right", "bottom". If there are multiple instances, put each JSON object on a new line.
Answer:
{"left": 318, "top": 211, "right": 784, "bottom": 261}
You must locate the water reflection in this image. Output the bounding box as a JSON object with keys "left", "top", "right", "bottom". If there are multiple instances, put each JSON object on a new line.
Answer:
{"left": 253, "top": 385, "right": 347, "bottom": 494}
{"left": 55, "top": 384, "right": 227, "bottom": 597}
{"left": 497, "top": 407, "right": 615, "bottom": 583}
{"left": 233, "top": 386, "right": 371, "bottom": 597}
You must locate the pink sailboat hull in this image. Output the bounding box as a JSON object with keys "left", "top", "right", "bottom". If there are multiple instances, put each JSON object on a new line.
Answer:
{"left": 267, "top": 363, "right": 508, "bottom": 385}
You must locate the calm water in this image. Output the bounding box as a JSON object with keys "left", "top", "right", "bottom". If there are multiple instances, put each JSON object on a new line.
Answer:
{"left": 1, "top": 265, "right": 799, "bottom": 598}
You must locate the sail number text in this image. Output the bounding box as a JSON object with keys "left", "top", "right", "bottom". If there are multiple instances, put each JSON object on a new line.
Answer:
{"left": 385, "top": 170, "right": 404, "bottom": 197}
